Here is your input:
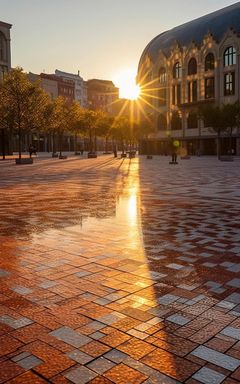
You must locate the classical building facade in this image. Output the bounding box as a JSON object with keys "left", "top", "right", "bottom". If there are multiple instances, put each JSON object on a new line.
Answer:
{"left": 0, "top": 21, "right": 11, "bottom": 80}
{"left": 137, "top": 3, "right": 240, "bottom": 155}
{"left": 0, "top": 21, "right": 12, "bottom": 155}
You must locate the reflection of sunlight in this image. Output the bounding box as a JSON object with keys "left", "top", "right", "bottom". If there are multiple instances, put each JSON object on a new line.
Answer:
{"left": 128, "top": 192, "right": 137, "bottom": 225}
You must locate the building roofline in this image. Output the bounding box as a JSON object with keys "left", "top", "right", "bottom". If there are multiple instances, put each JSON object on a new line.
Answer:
{"left": 138, "top": 2, "right": 240, "bottom": 68}
{"left": 0, "top": 21, "right": 12, "bottom": 29}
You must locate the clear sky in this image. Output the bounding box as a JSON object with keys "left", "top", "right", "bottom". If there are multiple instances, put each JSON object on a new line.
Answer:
{"left": 0, "top": 0, "right": 238, "bottom": 83}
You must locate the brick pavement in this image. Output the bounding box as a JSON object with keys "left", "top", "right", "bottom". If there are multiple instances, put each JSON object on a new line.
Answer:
{"left": 0, "top": 155, "right": 240, "bottom": 383}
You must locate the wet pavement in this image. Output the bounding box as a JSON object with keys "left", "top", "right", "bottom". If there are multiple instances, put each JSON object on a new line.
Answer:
{"left": 0, "top": 155, "right": 240, "bottom": 384}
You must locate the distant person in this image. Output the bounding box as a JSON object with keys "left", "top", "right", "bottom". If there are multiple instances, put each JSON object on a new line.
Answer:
{"left": 113, "top": 147, "right": 117, "bottom": 158}
{"left": 32, "top": 145, "right": 37, "bottom": 156}
{"left": 171, "top": 150, "right": 177, "bottom": 163}
{"left": 29, "top": 144, "right": 34, "bottom": 158}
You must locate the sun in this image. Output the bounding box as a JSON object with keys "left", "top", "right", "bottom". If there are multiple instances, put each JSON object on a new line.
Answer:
{"left": 113, "top": 68, "right": 140, "bottom": 100}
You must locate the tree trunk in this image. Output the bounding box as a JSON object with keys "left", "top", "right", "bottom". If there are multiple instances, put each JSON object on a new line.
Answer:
{"left": 74, "top": 133, "right": 77, "bottom": 153}
{"left": 52, "top": 133, "right": 55, "bottom": 155}
{"left": 229, "top": 127, "right": 233, "bottom": 155}
{"left": 94, "top": 128, "right": 97, "bottom": 152}
{"left": 89, "top": 129, "right": 92, "bottom": 152}
{"left": 105, "top": 136, "right": 108, "bottom": 152}
{"left": 18, "top": 124, "right": 22, "bottom": 159}
{"left": 59, "top": 133, "right": 63, "bottom": 157}
{"left": 217, "top": 131, "right": 220, "bottom": 159}
{"left": 1, "top": 129, "right": 5, "bottom": 160}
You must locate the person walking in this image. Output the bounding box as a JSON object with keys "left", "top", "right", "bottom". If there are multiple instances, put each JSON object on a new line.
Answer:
{"left": 29, "top": 144, "right": 33, "bottom": 158}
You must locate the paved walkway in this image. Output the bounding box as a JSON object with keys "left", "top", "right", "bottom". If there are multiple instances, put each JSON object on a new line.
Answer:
{"left": 0, "top": 155, "right": 240, "bottom": 384}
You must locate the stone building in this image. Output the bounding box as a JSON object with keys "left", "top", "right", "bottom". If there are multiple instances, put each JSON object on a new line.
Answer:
{"left": 55, "top": 70, "right": 88, "bottom": 107}
{"left": 0, "top": 21, "right": 11, "bottom": 80}
{"left": 87, "top": 79, "right": 119, "bottom": 115}
{"left": 0, "top": 21, "right": 12, "bottom": 155}
{"left": 137, "top": 2, "right": 240, "bottom": 155}
{"left": 28, "top": 72, "right": 58, "bottom": 100}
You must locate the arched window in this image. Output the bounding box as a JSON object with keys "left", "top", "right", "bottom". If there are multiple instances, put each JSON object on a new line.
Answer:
{"left": 171, "top": 111, "right": 182, "bottom": 130}
{"left": 187, "top": 112, "right": 198, "bottom": 129}
{"left": 158, "top": 114, "right": 167, "bottom": 131}
{"left": 205, "top": 53, "right": 215, "bottom": 71}
{"left": 159, "top": 67, "right": 166, "bottom": 84}
{"left": 224, "top": 46, "right": 236, "bottom": 66}
{"left": 188, "top": 58, "right": 197, "bottom": 75}
{"left": 0, "top": 32, "right": 7, "bottom": 62}
{"left": 173, "top": 62, "right": 182, "bottom": 79}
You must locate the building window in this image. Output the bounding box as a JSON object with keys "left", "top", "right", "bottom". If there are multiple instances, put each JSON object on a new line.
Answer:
{"left": 172, "top": 84, "right": 181, "bottom": 105}
{"left": 158, "top": 88, "right": 166, "bottom": 106}
{"left": 205, "top": 77, "right": 215, "bottom": 99}
{"left": 158, "top": 113, "right": 167, "bottom": 131}
{"left": 224, "top": 72, "right": 235, "bottom": 95}
{"left": 173, "top": 62, "right": 182, "bottom": 79}
{"left": 0, "top": 33, "right": 7, "bottom": 62}
{"left": 171, "top": 111, "right": 182, "bottom": 130}
{"left": 205, "top": 53, "right": 215, "bottom": 71}
{"left": 188, "top": 80, "right": 197, "bottom": 102}
{"left": 224, "top": 46, "right": 236, "bottom": 67}
{"left": 159, "top": 67, "right": 166, "bottom": 84}
{"left": 187, "top": 112, "right": 198, "bottom": 129}
{"left": 0, "top": 65, "right": 7, "bottom": 81}
{"left": 188, "top": 58, "right": 197, "bottom": 75}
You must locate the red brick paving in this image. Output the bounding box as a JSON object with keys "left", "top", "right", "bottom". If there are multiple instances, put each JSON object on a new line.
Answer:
{"left": 0, "top": 156, "right": 240, "bottom": 383}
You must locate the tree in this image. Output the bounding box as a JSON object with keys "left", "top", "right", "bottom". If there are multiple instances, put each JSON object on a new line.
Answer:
{"left": 111, "top": 116, "right": 130, "bottom": 154}
{"left": 81, "top": 109, "right": 99, "bottom": 152}
{"left": 199, "top": 104, "right": 227, "bottom": 158}
{"left": 67, "top": 102, "right": 85, "bottom": 153}
{"left": 134, "top": 115, "right": 155, "bottom": 141}
{"left": 97, "top": 112, "right": 114, "bottom": 152}
{"left": 46, "top": 96, "right": 74, "bottom": 157}
{"left": 0, "top": 67, "right": 49, "bottom": 159}
{"left": 222, "top": 103, "right": 239, "bottom": 154}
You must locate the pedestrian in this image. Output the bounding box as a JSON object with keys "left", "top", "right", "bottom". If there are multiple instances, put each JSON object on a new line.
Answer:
{"left": 33, "top": 145, "right": 37, "bottom": 156}
{"left": 29, "top": 144, "right": 33, "bottom": 158}
{"left": 172, "top": 149, "right": 177, "bottom": 163}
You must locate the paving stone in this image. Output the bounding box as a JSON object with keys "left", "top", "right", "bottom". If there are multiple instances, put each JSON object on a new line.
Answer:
{"left": 221, "top": 326, "right": 240, "bottom": 340}
{"left": 50, "top": 326, "right": 91, "bottom": 347}
{"left": 225, "top": 293, "right": 240, "bottom": 304}
{"left": 1, "top": 156, "right": 240, "bottom": 383}
{"left": 166, "top": 314, "right": 191, "bottom": 325}
{"left": 39, "top": 280, "right": 57, "bottom": 288}
{"left": 216, "top": 301, "right": 236, "bottom": 310}
{"left": 66, "top": 350, "right": 94, "bottom": 364}
{"left": 227, "top": 278, "right": 240, "bottom": 288}
{"left": 166, "top": 263, "right": 184, "bottom": 270}
{"left": 11, "top": 352, "right": 31, "bottom": 362}
{"left": 191, "top": 346, "right": 240, "bottom": 371}
{"left": 87, "top": 357, "right": 116, "bottom": 374}
{"left": 16, "top": 355, "right": 43, "bottom": 370}
{"left": 64, "top": 366, "right": 97, "bottom": 384}
{"left": 12, "top": 286, "right": 33, "bottom": 295}
{"left": 0, "top": 268, "right": 10, "bottom": 277}
{"left": 157, "top": 294, "right": 179, "bottom": 305}
{"left": 192, "top": 367, "right": 225, "bottom": 384}
{"left": 0, "top": 315, "right": 33, "bottom": 329}
{"left": 104, "top": 349, "right": 128, "bottom": 363}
